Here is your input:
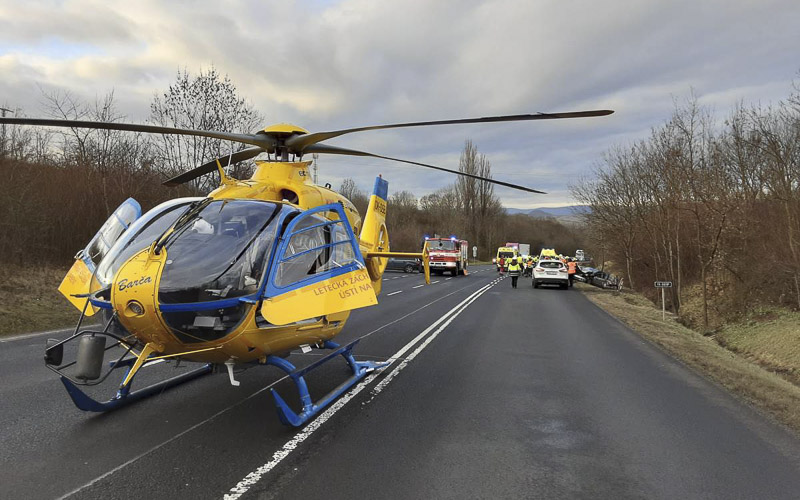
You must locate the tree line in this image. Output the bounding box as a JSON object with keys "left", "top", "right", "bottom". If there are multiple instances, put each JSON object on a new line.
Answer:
{"left": 573, "top": 83, "right": 800, "bottom": 330}
{"left": 340, "top": 139, "right": 585, "bottom": 260}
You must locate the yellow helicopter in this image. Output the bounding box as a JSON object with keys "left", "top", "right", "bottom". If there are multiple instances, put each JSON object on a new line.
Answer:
{"left": 1, "top": 109, "right": 612, "bottom": 426}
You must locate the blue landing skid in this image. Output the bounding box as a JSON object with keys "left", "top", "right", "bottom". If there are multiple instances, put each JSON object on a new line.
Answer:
{"left": 266, "top": 339, "right": 389, "bottom": 427}
{"left": 60, "top": 363, "right": 213, "bottom": 412}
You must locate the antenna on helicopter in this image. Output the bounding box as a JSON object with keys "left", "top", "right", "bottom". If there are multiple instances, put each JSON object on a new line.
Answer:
{"left": 312, "top": 153, "right": 319, "bottom": 184}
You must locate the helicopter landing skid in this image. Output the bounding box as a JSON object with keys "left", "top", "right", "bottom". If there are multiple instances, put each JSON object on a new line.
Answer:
{"left": 266, "top": 339, "right": 388, "bottom": 427}
{"left": 59, "top": 360, "right": 213, "bottom": 412}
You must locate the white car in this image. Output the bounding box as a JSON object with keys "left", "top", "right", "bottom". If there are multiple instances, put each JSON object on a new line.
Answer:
{"left": 533, "top": 260, "right": 569, "bottom": 289}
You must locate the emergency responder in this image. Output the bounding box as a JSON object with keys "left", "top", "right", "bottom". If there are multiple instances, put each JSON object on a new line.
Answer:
{"left": 567, "top": 257, "right": 577, "bottom": 287}
{"left": 498, "top": 257, "right": 505, "bottom": 275}
{"left": 508, "top": 257, "right": 522, "bottom": 288}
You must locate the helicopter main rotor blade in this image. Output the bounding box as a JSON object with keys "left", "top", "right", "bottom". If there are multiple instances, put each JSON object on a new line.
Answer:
{"left": 162, "top": 146, "right": 265, "bottom": 186}
{"left": 303, "top": 144, "right": 546, "bottom": 195}
{"left": 286, "top": 109, "right": 614, "bottom": 153}
{"left": 0, "top": 117, "right": 277, "bottom": 151}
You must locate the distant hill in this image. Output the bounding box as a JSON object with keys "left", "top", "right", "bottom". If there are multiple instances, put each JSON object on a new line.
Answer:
{"left": 505, "top": 205, "right": 591, "bottom": 222}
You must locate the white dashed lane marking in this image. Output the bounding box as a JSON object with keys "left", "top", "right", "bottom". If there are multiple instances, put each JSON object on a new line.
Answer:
{"left": 387, "top": 291, "right": 403, "bottom": 296}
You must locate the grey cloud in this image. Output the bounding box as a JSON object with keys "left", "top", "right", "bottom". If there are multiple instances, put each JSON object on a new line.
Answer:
{"left": 0, "top": 2, "right": 136, "bottom": 45}
{"left": 2, "top": 0, "right": 799, "bottom": 208}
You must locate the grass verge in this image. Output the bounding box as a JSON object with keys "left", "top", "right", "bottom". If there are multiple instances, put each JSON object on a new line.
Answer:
{"left": 715, "top": 309, "right": 800, "bottom": 387}
{"left": 579, "top": 283, "right": 800, "bottom": 435}
{"left": 0, "top": 263, "right": 85, "bottom": 336}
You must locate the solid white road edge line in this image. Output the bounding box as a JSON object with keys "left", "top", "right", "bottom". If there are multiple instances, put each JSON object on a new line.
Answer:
{"left": 223, "top": 279, "right": 497, "bottom": 499}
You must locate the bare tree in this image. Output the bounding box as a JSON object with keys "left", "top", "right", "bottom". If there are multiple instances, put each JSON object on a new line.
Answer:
{"left": 456, "top": 140, "right": 504, "bottom": 258}
{"left": 338, "top": 178, "right": 369, "bottom": 217}
{"left": 149, "top": 66, "right": 263, "bottom": 192}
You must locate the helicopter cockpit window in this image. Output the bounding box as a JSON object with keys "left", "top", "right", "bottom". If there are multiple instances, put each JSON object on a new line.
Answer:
{"left": 158, "top": 200, "right": 282, "bottom": 304}
{"left": 273, "top": 211, "right": 358, "bottom": 289}
{"left": 157, "top": 200, "right": 285, "bottom": 344}
{"left": 95, "top": 198, "right": 201, "bottom": 286}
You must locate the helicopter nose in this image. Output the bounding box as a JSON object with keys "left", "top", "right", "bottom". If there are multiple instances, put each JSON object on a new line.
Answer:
{"left": 112, "top": 248, "right": 171, "bottom": 349}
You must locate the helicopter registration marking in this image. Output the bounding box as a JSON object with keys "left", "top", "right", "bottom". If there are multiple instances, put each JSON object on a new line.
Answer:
{"left": 373, "top": 197, "right": 387, "bottom": 216}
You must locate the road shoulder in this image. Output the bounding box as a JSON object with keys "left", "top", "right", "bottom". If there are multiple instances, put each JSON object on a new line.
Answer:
{"left": 579, "top": 283, "right": 800, "bottom": 436}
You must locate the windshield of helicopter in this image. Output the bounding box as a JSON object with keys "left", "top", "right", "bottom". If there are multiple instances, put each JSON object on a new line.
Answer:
{"left": 432, "top": 240, "right": 456, "bottom": 251}
{"left": 95, "top": 198, "right": 202, "bottom": 286}
{"left": 158, "top": 199, "right": 285, "bottom": 304}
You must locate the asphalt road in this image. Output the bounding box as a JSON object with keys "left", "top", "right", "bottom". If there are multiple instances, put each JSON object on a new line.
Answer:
{"left": 3, "top": 265, "right": 800, "bottom": 499}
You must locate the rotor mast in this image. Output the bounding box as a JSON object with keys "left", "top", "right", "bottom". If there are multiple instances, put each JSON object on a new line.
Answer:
{"left": 260, "top": 123, "right": 309, "bottom": 162}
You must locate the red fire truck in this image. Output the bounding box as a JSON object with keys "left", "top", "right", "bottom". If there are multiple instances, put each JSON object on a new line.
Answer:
{"left": 424, "top": 236, "right": 469, "bottom": 276}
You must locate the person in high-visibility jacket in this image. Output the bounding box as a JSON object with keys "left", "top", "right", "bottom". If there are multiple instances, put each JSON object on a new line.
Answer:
{"left": 508, "top": 257, "right": 522, "bottom": 288}
{"left": 567, "top": 258, "right": 577, "bottom": 287}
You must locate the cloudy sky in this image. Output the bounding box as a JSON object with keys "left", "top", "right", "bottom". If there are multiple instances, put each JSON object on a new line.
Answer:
{"left": 1, "top": 0, "right": 798, "bottom": 208}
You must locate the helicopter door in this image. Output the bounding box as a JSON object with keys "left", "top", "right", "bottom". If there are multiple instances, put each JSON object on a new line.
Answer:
{"left": 59, "top": 198, "right": 141, "bottom": 314}
{"left": 261, "top": 203, "right": 377, "bottom": 326}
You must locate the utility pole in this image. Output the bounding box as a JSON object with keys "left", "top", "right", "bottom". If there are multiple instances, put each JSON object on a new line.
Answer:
{"left": 0, "top": 107, "right": 12, "bottom": 156}
{"left": 312, "top": 153, "right": 319, "bottom": 184}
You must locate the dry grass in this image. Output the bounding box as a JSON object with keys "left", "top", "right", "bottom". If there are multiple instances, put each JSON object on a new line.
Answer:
{"left": 715, "top": 309, "right": 800, "bottom": 386}
{"left": 0, "top": 263, "right": 87, "bottom": 336}
{"left": 580, "top": 283, "right": 800, "bottom": 435}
